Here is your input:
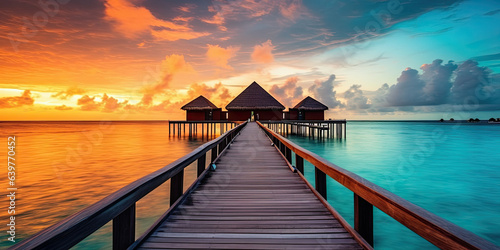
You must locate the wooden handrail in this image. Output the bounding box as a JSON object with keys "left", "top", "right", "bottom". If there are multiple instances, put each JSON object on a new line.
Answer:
{"left": 257, "top": 121, "right": 499, "bottom": 250}
{"left": 10, "top": 122, "right": 247, "bottom": 250}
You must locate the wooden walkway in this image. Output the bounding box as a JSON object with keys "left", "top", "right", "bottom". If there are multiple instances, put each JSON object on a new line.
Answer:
{"left": 137, "top": 123, "right": 363, "bottom": 249}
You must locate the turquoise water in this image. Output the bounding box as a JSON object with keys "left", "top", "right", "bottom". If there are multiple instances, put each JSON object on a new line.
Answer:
{"left": 286, "top": 121, "right": 500, "bottom": 249}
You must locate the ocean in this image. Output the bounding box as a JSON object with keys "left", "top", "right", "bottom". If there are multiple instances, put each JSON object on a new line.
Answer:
{"left": 0, "top": 121, "right": 215, "bottom": 249}
{"left": 287, "top": 121, "right": 500, "bottom": 249}
{"left": 0, "top": 121, "right": 498, "bottom": 249}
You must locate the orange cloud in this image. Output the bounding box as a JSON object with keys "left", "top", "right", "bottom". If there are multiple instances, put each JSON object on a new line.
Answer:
{"left": 270, "top": 76, "right": 304, "bottom": 107}
{"left": 202, "top": 13, "right": 227, "bottom": 31}
{"left": 206, "top": 44, "right": 239, "bottom": 69}
{"left": 54, "top": 105, "right": 73, "bottom": 111}
{"left": 77, "top": 95, "right": 100, "bottom": 111}
{"left": 51, "top": 86, "right": 86, "bottom": 100}
{"left": 139, "top": 54, "right": 194, "bottom": 106}
{"left": 252, "top": 40, "right": 275, "bottom": 63}
{"left": 0, "top": 90, "right": 35, "bottom": 108}
{"left": 279, "top": 1, "right": 306, "bottom": 21}
{"left": 104, "top": 0, "right": 209, "bottom": 41}
{"left": 77, "top": 93, "right": 127, "bottom": 112}
{"left": 186, "top": 82, "right": 232, "bottom": 107}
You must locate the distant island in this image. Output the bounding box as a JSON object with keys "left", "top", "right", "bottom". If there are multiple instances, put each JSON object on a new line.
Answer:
{"left": 439, "top": 118, "right": 500, "bottom": 123}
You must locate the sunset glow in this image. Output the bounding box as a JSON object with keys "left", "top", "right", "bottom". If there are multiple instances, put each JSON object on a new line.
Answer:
{"left": 1, "top": 0, "right": 499, "bottom": 120}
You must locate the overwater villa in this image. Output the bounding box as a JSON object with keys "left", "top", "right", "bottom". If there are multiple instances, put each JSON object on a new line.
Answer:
{"left": 183, "top": 81, "right": 329, "bottom": 121}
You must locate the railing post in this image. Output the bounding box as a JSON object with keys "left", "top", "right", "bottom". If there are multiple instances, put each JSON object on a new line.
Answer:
{"left": 211, "top": 146, "right": 217, "bottom": 162}
{"left": 197, "top": 154, "right": 206, "bottom": 177}
{"left": 354, "top": 194, "right": 374, "bottom": 246}
{"left": 295, "top": 154, "right": 304, "bottom": 174}
{"left": 113, "top": 204, "right": 135, "bottom": 250}
{"left": 315, "top": 167, "right": 327, "bottom": 199}
{"left": 285, "top": 146, "right": 292, "bottom": 163}
{"left": 218, "top": 140, "right": 224, "bottom": 154}
{"left": 170, "top": 169, "right": 184, "bottom": 206}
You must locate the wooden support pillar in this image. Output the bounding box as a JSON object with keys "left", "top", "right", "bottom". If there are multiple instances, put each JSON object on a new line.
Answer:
{"left": 315, "top": 167, "right": 327, "bottom": 199}
{"left": 354, "top": 194, "right": 374, "bottom": 246}
{"left": 344, "top": 122, "right": 347, "bottom": 139}
{"left": 170, "top": 169, "right": 184, "bottom": 206}
{"left": 113, "top": 204, "right": 135, "bottom": 250}
{"left": 197, "top": 154, "right": 206, "bottom": 177}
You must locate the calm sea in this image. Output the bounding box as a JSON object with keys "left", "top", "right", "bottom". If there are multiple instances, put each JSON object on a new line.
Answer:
{"left": 287, "top": 121, "right": 500, "bottom": 249}
{"left": 0, "top": 121, "right": 217, "bottom": 249}
{"left": 0, "top": 121, "right": 498, "bottom": 249}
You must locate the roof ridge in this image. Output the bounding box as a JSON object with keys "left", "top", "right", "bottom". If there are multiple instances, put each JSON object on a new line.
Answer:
{"left": 181, "top": 95, "right": 219, "bottom": 110}
{"left": 226, "top": 81, "right": 285, "bottom": 110}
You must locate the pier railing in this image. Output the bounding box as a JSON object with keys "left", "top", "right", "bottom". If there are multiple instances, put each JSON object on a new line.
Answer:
{"left": 11, "top": 122, "right": 247, "bottom": 250}
{"left": 261, "top": 120, "right": 346, "bottom": 139}
{"left": 257, "top": 121, "right": 498, "bottom": 250}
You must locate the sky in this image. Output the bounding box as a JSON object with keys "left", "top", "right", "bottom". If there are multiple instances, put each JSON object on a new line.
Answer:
{"left": 0, "top": 0, "right": 499, "bottom": 120}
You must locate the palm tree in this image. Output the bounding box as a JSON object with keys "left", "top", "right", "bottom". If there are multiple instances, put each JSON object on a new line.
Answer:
{"left": 439, "top": 118, "right": 444, "bottom": 122}
{"left": 450, "top": 118, "right": 455, "bottom": 121}
{"left": 474, "top": 118, "right": 480, "bottom": 122}
{"left": 490, "top": 118, "right": 496, "bottom": 122}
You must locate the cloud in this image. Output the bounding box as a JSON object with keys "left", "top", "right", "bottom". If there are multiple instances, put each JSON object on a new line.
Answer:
{"left": 206, "top": 44, "right": 239, "bottom": 69}
{"left": 451, "top": 60, "right": 495, "bottom": 103}
{"left": 186, "top": 82, "right": 232, "bottom": 107}
{"left": 386, "top": 68, "right": 426, "bottom": 106}
{"left": 279, "top": 0, "right": 306, "bottom": 21}
{"left": 205, "top": 0, "right": 306, "bottom": 30}
{"left": 201, "top": 12, "right": 227, "bottom": 31}
{"left": 379, "top": 59, "right": 499, "bottom": 109}
{"left": 51, "top": 86, "right": 86, "bottom": 100}
{"left": 77, "top": 95, "right": 101, "bottom": 111}
{"left": 421, "top": 59, "right": 457, "bottom": 104}
{"left": 471, "top": 53, "right": 500, "bottom": 62}
{"left": 104, "top": 0, "right": 209, "bottom": 41}
{"left": 343, "top": 85, "right": 370, "bottom": 110}
{"left": 0, "top": 90, "right": 35, "bottom": 109}
{"left": 269, "top": 76, "right": 304, "bottom": 107}
{"left": 77, "top": 93, "right": 127, "bottom": 112}
{"left": 308, "top": 75, "right": 343, "bottom": 108}
{"left": 251, "top": 40, "right": 275, "bottom": 64}
{"left": 54, "top": 105, "right": 73, "bottom": 111}
{"left": 140, "top": 54, "right": 194, "bottom": 106}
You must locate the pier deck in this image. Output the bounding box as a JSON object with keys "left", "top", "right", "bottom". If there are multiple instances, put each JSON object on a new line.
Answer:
{"left": 136, "top": 123, "right": 363, "bottom": 249}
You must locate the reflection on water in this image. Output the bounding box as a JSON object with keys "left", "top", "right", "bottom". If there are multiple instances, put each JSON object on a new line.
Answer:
{"left": 288, "top": 121, "right": 500, "bottom": 249}
{"left": 0, "top": 121, "right": 217, "bottom": 249}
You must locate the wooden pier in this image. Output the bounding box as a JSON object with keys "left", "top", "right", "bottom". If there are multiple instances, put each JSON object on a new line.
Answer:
{"left": 261, "top": 120, "right": 346, "bottom": 139}
{"left": 134, "top": 122, "right": 366, "bottom": 249}
{"left": 12, "top": 122, "right": 499, "bottom": 250}
{"left": 169, "top": 121, "right": 237, "bottom": 138}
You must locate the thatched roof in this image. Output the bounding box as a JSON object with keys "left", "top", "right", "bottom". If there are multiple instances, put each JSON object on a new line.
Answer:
{"left": 292, "top": 96, "right": 328, "bottom": 110}
{"left": 181, "top": 95, "right": 219, "bottom": 110}
{"left": 226, "top": 81, "right": 285, "bottom": 110}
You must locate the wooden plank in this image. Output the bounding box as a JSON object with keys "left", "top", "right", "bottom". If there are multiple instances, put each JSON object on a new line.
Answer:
{"left": 144, "top": 236, "right": 360, "bottom": 245}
